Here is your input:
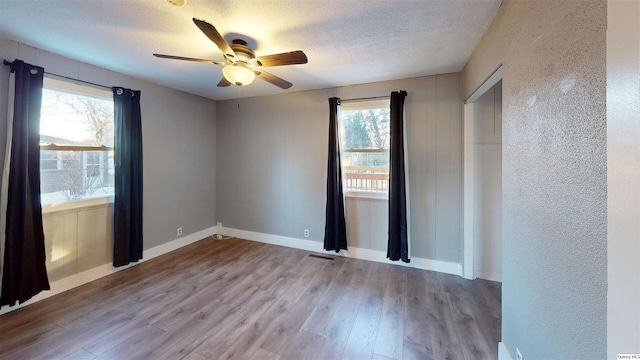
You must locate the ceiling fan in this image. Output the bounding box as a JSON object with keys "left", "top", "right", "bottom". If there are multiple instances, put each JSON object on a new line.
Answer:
{"left": 153, "top": 18, "right": 308, "bottom": 89}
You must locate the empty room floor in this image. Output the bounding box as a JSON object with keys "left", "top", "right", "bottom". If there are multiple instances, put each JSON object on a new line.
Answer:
{"left": 0, "top": 237, "right": 501, "bottom": 360}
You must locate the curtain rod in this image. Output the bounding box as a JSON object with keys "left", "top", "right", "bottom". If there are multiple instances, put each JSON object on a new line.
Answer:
{"left": 4, "top": 59, "right": 112, "bottom": 91}
{"left": 339, "top": 95, "right": 389, "bottom": 103}
{"left": 44, "top": 73, "right": 112, "bottom": 91}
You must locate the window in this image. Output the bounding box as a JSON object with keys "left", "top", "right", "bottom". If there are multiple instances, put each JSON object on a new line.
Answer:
{"left": 40, "top": 77, "right": 114, "bottom": 205}
{"left": 339, "top": 99, "right": 390, "bottom": 195}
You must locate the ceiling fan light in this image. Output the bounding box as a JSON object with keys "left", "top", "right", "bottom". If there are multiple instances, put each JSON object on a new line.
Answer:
{"left": 222, "top": 65, "right": 255, "bottom": 86}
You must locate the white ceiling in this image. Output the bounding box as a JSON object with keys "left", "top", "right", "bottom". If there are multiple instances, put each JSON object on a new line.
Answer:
{"left": 0, "top": 0, "right": 501, "bottom": 101}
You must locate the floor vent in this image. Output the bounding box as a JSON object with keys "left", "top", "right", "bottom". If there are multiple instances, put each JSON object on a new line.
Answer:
{"left": 308, "top": 254, "right": 335, "bottom": 260}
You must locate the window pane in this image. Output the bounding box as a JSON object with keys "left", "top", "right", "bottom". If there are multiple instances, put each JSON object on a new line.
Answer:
{"left": 40, "top": 88, "right": 114, "bottom": 147}
{"left": 40, "top": 79, "right": 115, "bottom": 205}
{"left": 340, "top": 108, "right": 390, "bottom": 150}
{"left": 40, "top": 150, "right": 114, "bottom": 205}
{"left": 342, "top": 152, "right": 389, "bottom": 193}
{"left": 339, "top": 105, "right": 390, "bottom": 193}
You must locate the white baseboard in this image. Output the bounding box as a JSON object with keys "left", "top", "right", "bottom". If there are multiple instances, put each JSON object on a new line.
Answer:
{"left": 219, "top": 227, "right": 320, "bottom": 253}
{"left": 499, "top": 342, "right": 512, "bottom": 360}
{"left": 0, "top": 225, "right": 218, "bottom": 316}
{"left": 143, "top": 226, "right": 219, "bottom": 259}
{"left": 475, "top": 270, "right": 503, "bottom": 282}
{"left": 218, "top": 226, "right": 462, "bottom": 276}
{"left": 0, "top": 224, "right": 463, "bottom": 316}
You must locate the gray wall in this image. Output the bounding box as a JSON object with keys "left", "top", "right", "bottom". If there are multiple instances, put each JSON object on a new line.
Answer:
{"left": 216, "top": 74, "right": 463, "bottom": 263}
{"left": 0, "top": 38, "right": 217, "bottom": 250}
{"left": 462, "top": 1, "right": 607, "bottom": 359}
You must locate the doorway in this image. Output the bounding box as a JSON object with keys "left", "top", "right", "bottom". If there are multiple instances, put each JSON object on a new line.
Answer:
{"left": 463, "top": 67, "right": 503, "bottom": 281}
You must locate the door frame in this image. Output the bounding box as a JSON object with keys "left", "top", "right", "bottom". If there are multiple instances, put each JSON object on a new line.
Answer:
{"left": 462, "top": 65, "right": 502, "bottom": 280}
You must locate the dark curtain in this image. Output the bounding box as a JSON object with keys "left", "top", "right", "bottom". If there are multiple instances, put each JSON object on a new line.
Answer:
{"left": 324, "top": 97, "right": 347, "bottom": 252}
{"left": 387, "top": 90, "right": 409, "bottom": 263}
{"left": 112, "top": 87, "right": 143, "bottom": 267}
{"left": 1, "top": 60, "right": 50, "bottom": 306}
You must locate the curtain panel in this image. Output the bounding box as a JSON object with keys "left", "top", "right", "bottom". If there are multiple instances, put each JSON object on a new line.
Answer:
{"left": 387, "top": 90, "right": 410, "bottom": 263}
{"left": 324, "top": 97, "right": 348, "bottom": 252}
{"left": 112, "top": 87, "right": 143, "bottom": 267}
{"left": 0, "top": 60, "right": 50, "bottom": 306}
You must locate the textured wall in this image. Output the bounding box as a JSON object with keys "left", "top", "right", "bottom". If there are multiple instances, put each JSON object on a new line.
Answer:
{"left": 0, "top": 38, "right": 218, "bottom": 250}
{"left": 216, "top": 74, "right": 463, "bottom": 263}
{"left": 462, "top": 1, "right": 607, "bottom": 359}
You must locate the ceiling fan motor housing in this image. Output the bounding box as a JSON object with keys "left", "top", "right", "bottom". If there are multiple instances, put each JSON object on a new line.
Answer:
{"left": 229, "top": 39, "right": 256, "bottom": 64}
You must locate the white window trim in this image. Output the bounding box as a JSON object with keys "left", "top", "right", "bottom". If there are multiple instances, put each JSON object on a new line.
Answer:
{"left": 44, "top": 75, "right": 112, "bottom": 101}
{"left": 340, "top": 98, "right": 389, "bottom": 111}
{"left": 343, "top": 148, "right": 389, "bottom": 153}
{"left": 345, "top": 190, "right": 388, "bottom": 201}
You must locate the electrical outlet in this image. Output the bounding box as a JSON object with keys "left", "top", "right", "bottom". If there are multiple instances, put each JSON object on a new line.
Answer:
{"left": 217, "top": 222, "right": 222, "bottom": 227}
{"left": 304, "top": 229, "right": 310, "bottom": 238}
{"left": 177, "top": 227, "right": 183, "bottom": 236}
{"left": 516, "top": 348, "right": 523, "bottom": 360}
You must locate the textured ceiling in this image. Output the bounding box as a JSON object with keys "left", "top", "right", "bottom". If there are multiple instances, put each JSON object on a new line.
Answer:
{"left": 0, "top": 0, "right": 501, "bottom": 100}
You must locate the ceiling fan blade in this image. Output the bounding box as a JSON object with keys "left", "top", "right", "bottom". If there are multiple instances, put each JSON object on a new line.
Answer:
{"left": 153, "top": 53, "right": 225, "bottom": 66}
{"left": 217, "top": 77, "right": 232, "bottom": 87}
{"left": 192, "top": 18, "right": 236, "bottom": 60}
{"left": 254, "top": 51, "right": 308, "bottom": 67}
{"left": 254, "top": 69, "right": 292, "bottom": 89}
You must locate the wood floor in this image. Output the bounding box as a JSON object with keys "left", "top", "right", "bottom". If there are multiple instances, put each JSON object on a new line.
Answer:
{"left": 0, "top": 238, "right": 501, "bottom": 360}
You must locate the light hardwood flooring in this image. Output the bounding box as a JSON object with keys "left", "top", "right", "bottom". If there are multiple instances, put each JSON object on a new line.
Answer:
{"left": 0, "top": 237, "right": 501, "bottom": 360}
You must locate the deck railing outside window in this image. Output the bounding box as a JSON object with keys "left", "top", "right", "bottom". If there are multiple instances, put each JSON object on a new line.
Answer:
{"left": 339, "top": 99, "right": 391, "bottom": 195}
{"left": 343, "top": 165, "right": 389, "bottom": 193}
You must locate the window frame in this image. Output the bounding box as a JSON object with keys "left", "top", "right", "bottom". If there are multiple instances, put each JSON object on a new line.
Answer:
{"left": 40, "top": 76, "right": 115, "bottom": 212}
{"left": 339, "top": 99, "right": 390, "bottom": 199}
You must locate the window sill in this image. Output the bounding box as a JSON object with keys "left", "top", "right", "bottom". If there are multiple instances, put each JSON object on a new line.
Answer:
{"left": 42, "top": 195, "right": 114, "bottom": 214}
{"left": 345, "top": 191, "right": 388, "bottom": 201}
